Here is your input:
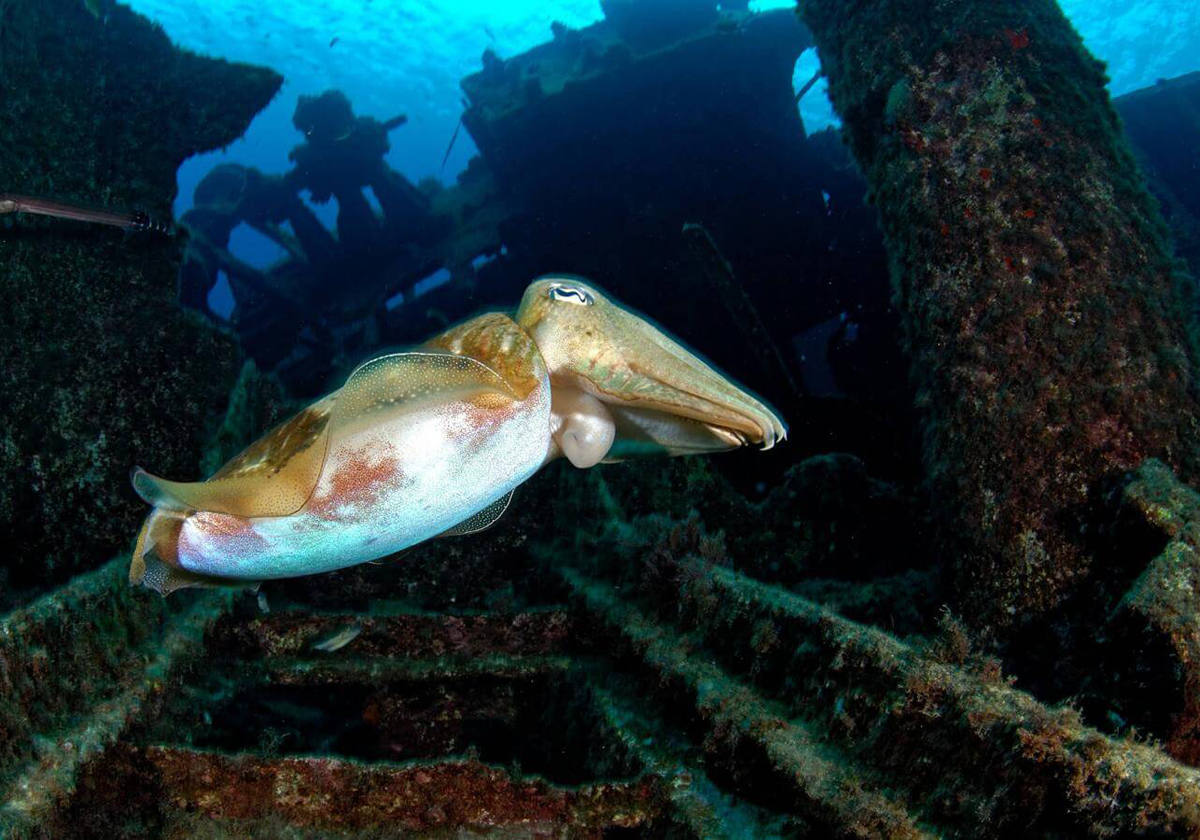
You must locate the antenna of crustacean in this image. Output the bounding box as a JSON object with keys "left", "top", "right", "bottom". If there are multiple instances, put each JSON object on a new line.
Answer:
{"left": 0, "top": 193, "right": 171, "bottom": 233}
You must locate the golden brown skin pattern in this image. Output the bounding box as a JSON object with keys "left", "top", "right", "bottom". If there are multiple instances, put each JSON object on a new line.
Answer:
{"left": 212, "top": 404, "right": 332, "bottom": 483}
{"left": 424, "top": 313, "right": 544, "bottom": 401}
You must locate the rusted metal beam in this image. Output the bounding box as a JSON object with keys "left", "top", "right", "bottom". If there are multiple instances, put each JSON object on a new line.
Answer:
{"left": 564, "top": 567, "right": 935, "bottom": 839}
{"left": 0, "top": 560, "right": 234, "bottom": 836}
{"left": 141, "top": 746, "right": 662, "bottom": 835}
{"left": 211, "top": 607, "right": 572, "bottom": 659}
{"left": 562, "top": 524, "right": 1200, "bottom": 836}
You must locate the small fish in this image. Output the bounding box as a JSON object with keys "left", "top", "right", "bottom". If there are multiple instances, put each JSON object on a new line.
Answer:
{"left": 256, "top": 590, "right": 270, "bottom": 614}
{"left": 0, "top": 193, "right": 170, "bottom": 233}
{"left": 329, "top": 36, "right": 340, "bottom": 47}
{"left": 312, "top": 624, "right": 362, "bottom": 652}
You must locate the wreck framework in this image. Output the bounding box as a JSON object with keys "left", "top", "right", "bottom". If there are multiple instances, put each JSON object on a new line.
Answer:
{"left": 3, "top": 0, "right": 1200, "bottom": 836}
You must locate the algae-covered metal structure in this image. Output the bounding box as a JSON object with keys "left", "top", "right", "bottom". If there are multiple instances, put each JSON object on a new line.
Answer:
{"left": 4, "top": 0, "right": 1200, "bottom": 836}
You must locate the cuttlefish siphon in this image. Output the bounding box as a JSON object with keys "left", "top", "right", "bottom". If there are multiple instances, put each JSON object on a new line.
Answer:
{"left": 130, "top": 276, "right": 786, "bottom": 595}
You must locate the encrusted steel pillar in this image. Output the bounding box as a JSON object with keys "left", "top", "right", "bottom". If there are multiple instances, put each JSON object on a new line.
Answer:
{"left": 798, "top": 0, "right": 1200, "bottom": 634}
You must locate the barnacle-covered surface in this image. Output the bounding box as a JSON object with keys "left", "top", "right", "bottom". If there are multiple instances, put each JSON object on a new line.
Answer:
{"left": 0, "top": 558, "right": 234, "bottom": 834}
{"left": 1100, "top": 459, "right": 1200, "bottom": 765}
{"left": 800, "top": 0, "right": 1200, "bottom": 643}
{"left": 552, "top": 464, "right": 1200, "bottom": 837}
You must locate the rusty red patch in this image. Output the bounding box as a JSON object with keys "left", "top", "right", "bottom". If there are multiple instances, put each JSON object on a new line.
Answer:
{"left": 309, "top": 453, "right": 402, "bottom": 520}
{"left": 1004, "top": 28, "right": 1030, "bottom": 50}
{"left": 187, "top": 513, "right": 270, "bottom": 554}
{"left": 453, "top": 396, "right": 518, "bottom": 447}
{"left": 215, "top": 515, "right": 269, "bottom": 548}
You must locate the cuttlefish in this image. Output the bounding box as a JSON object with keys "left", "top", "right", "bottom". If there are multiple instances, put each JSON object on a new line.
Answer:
{"left": 130, "top": 276, "right": 785, "bottom": 595}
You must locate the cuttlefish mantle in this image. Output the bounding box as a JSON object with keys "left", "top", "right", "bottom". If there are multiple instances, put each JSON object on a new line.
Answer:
{"left": 130, "top": 275, "right": 786, "bottom": 595}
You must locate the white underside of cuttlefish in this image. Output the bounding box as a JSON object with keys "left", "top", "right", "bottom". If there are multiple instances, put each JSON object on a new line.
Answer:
{"left": 130, "top": 277, "right": 786, "bottom": 595}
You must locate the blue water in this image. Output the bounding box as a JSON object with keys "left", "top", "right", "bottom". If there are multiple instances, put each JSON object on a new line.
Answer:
{"left": 120, "top": 0, "right": 1200, "bottom": 315}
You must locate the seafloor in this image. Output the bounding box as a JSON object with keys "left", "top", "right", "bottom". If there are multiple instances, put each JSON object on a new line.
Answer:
{"left": 4, "top": 0, "right": 1200, "bottom": 837}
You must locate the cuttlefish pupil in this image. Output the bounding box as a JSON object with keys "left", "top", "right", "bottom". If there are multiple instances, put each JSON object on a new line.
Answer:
{"left": 129, "top": 276, "right": 786, "bottom": 595}
{"left": 547, "top": 282, "right": 594, "bottom": 306}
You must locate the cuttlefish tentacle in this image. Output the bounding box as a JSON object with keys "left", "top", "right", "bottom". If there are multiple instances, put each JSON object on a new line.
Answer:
{"left": 130, "top": 277, "right": 785, "bottom": 595}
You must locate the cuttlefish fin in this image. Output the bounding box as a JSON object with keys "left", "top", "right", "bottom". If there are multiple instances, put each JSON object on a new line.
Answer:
{"left": 131, "top": 349, "right": 517, "bottom": 520}
{"left": 132, "top": 397, "right": 335, "bottom": 518}
{"left": 368, "top": 488, "right": 514, "bottom": 562}
{"left": 330, "top": 350, "right": 517, "bottom": 428}
{"left": 439, "top": 489, "right": 515, "bottom": 537}
{"left": 138, "top": 552, "right": 260, "bottom": 595}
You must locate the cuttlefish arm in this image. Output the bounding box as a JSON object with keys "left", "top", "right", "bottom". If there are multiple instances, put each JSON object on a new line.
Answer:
{"left": 516, "top": 276, "right": 786, "bottom": 467}
{"left": 130, "top": 314, "right": 551, "bottom": 595}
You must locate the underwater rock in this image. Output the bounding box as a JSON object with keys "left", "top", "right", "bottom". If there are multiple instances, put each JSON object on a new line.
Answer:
{"left": 799, "top": 0, "right": 1200, "bottom": 636}
{"left": 1103, "top": 459, "right": 1200, "bottom": 764}
{"left": 0, "top": 1, "right": 281, "bottom": 601}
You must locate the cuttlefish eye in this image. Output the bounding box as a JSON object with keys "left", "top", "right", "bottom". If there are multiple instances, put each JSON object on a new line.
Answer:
{"left": 547, "top": 282, "right": 594, "bottom": 306}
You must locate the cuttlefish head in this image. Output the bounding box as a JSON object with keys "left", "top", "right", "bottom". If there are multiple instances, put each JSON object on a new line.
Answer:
{"left": 516, "top": 275, "right": 786, "bottom": 468}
